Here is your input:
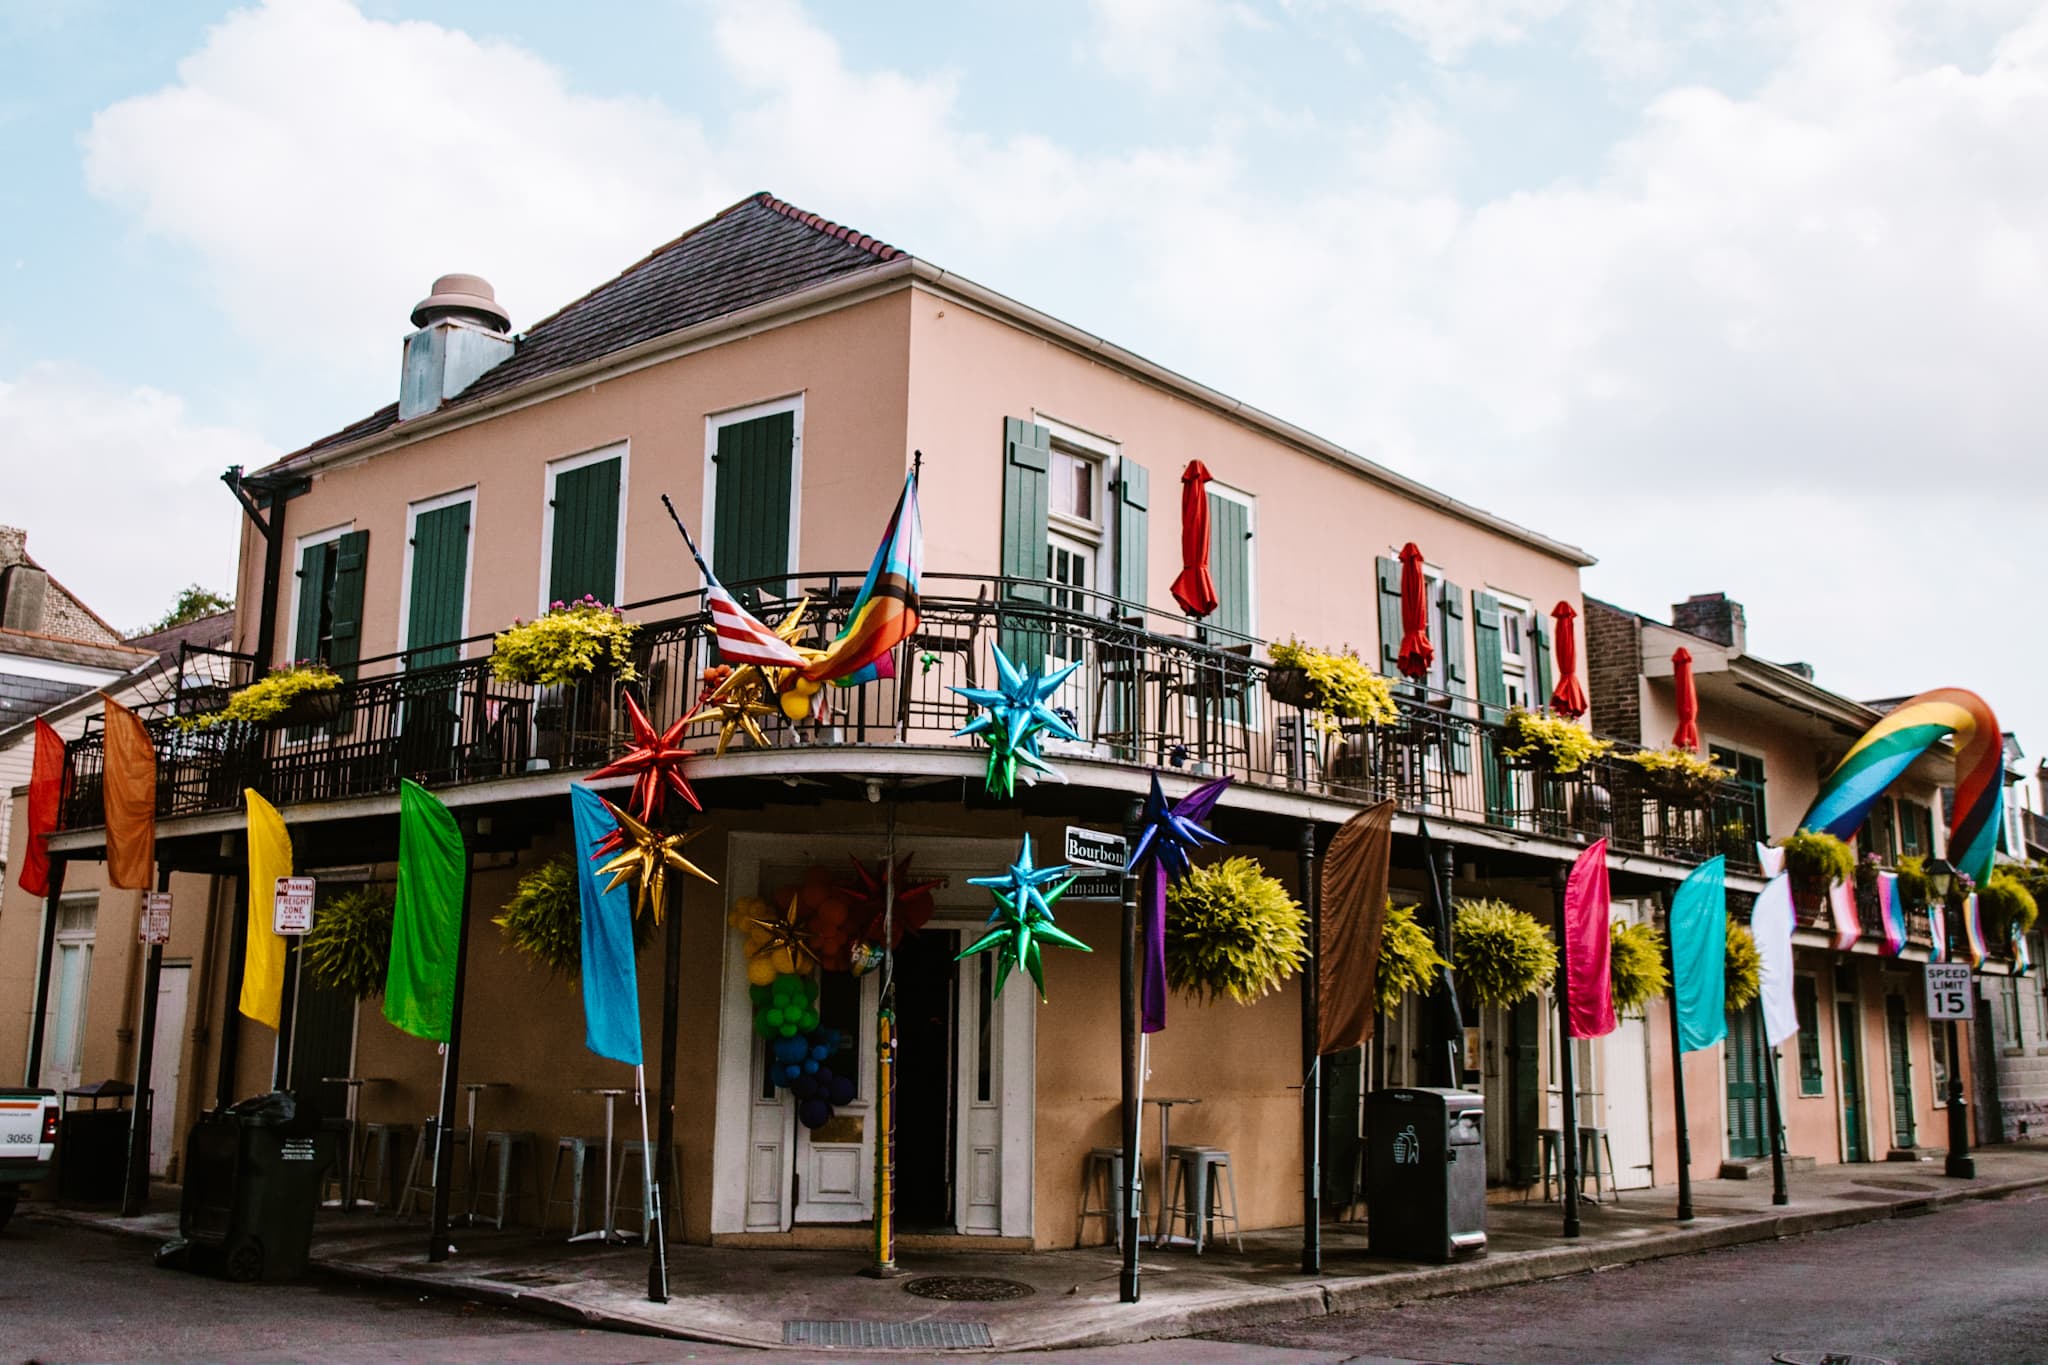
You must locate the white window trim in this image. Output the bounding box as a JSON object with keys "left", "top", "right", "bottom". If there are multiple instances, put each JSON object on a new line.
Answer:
{"left": 538, "top": 440, "right": 630, "bottom": 614}
{"left": 397, "top": 487, "right": 478, "bottom": 666}
{"left": 701, "top": 395, "right": 804, "bottom": 596}
{"left": 1491, "top": 589, "right": 1534, "bottom": 670}
{"left": 1035, "top": 414, "right": 1118, "bottom": 537}
{"left": 285, "top": 522, "right": 355, "bottom": 670}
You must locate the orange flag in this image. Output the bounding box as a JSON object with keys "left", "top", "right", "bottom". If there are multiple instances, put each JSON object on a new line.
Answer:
{"left": 102, "top": 697, "right": 157, "bottom": 889}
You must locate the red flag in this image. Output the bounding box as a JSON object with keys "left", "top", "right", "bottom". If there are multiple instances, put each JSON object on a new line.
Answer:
{"left": 1671, "top": 647, "right": 1700, "bottom": 752}
{"left": 1397, "top": 542, "right": 1434, "bottom": 680}
{"left": 17, "top": 719, "right": 64, "bottom": 896}
{"left": 1564, "top": 838, "right": 1614, "bottom": 1039}
{"left": 102, "top": 697, "right": 157, "bottom": 890}
{"left": 1548, "top": 601, "right": 1588, "bottom": 719}
{"left": 1169, "top": 460, "right": 1218, "bottom": 618}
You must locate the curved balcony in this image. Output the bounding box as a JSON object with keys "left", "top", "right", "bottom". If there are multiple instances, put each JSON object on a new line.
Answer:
{"left": 58, "top": 572, "right": 1762, "bottom": 870}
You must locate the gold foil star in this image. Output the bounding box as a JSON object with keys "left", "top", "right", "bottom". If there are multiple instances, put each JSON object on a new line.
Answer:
{"left": 594, "top": 799, "right": 716, "bottom": 925}
{"left": 705, "top": 669, "right": 779, "bottom": 756}
{"left": 745, "top": 889, "right": 822, "bottom": 976}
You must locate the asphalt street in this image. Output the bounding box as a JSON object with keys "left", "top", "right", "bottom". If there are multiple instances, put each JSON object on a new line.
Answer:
{"left": 3, "top": 1190, "right": 2043, "bottom": 1364}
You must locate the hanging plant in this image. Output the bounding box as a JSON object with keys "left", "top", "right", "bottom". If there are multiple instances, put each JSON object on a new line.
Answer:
{"left": 1725, "top": 917, "right": 1761, "bottom": 1012}
{"left": 1266, "top": 639, "right": 1400, "bottom": 736}
{"left": 1979, "top": 870, "right": 2039, "bottom": 948}
{"left": 1894, "top": 854, "right": 1932, "bottom": 909}
{"left": 1376, "top": 901, "right": 1447, "bottom": 1015}
{"left": 1623, "top": 747, "right": 1733, "bottom": 802}
{"left": 1778, "top": 829, "right": 1855, "bottom": 893}
{"left": 174, "top": 662, "right": 343, "bottom": 732}
{"left": 1500, "top": 707, "right": 1613, "bottom": 775}
{"left": 490, "top": 597, "right": 640, "bottom": 687}
{"left": 1164, "top": 857, "right": 1308, "bottom": 1006}
{"left": 301, "top": 887, "right": 394, "bottom": 998}
{"left": 1608, "top": 920, "right": 1670, "bottom": 1017}
{"left": 494, "top": 856, "right": 653, "bottom": 978}
{"left": 1451, "top": 898, "right": 1558, "bottom": 1007}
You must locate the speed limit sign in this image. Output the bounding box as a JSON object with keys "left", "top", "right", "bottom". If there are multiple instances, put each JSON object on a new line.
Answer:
{"left": 1925, "top": 963, "right": 1975, "bottom": 1020}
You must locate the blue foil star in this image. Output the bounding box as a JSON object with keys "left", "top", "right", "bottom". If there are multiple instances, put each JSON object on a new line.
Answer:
{"left": 959, "top": 833, "right": 1091, "bottom": 997}
{"left": 951, "top": 645, "right": 1084, "bottom": 798}
{"left": 1125, "top": 771, "right": 1231, "bottom": 880}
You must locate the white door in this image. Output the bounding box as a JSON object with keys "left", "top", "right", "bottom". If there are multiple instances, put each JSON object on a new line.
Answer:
{"left": 148, "top": 965, "right": 190, "bottom": 1176}
{"left": 44, "top": 897, "right": 98, "bottom": 1094}
{"left": 793, "top": 968, "right": 879, "bottom": 1224}
{"left": 1601, "top": 1013, "right": 1655, "bottom": 1189}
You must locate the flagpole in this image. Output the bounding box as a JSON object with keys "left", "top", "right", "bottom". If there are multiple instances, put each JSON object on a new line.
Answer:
{"left": 867, "top": 797, "right": 901, "bottom": 1277}
{"left": 1661, "top": 889, "right": 1694, "bottom": 1222}
{"left": 893, "top": 452, "right": 922, "bottom": 746}
{"left": 637, "top": 1063, "right": 666, "bottom": 1301}
{"left": 1118, "top": 797, "right": 1144, "bottom": 1302}
{"left": 1554, "top": 863, "right": 1581, "bottom": 1239}
{"left": 1762, "top": 1039, "right": 1789, "bottom": 1206}
{"left": 427, "top": 847, "right": 474, "bottom": 1263}
{"left": 123, "top": 865, "right": 171, "bottom": 1216}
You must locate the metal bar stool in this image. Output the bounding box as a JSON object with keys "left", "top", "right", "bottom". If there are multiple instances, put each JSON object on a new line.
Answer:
{"left": 1079, "top": 1146, "right": 1132, "bottom": 1247}
{"left": 472, "top": 1130, "right": 540, "bottom": 1229}
{"left": 1161, "top": 1145, "right": 1242, "bottom": 1253}
{"left": 397, "top": 1117, "right": 472, "bottom": 1217}
{"left": 609, "top": 1140, "right": 684, "bottom": 1243}
{"left": 1579, "top": 1126, "right": 1620, "bottom": 1204}
{"left": 356, "top": 1122, "right": 413, "bottom": 1212}
{"left": 542, "top": 1134, "right": 608, "bottom": 1238}
{"left": 1526, "top": 1127, "right": 1564, "bottom": 1203}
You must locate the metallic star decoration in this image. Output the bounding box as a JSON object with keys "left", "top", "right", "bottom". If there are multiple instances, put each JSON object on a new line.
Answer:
{"left": 745, "top": 888, "right": 823, "bottom": 977}
{"left": 951, "top": 644, "right": 1084, "bottom": 798}
{"left": 703, "top": 668, "right": 779, "bottom": 756}
{"left": 959, "top": 833, "right": 1090, "bottom": 998}
{"left": 590, "top": 690, "right": 701, "bottom": 824}
{"left": 593, "top": 799, "right": 716, "bottom": 925}
{"left": 1125, "top": 772, "right": 1232, "bottom": 880}
{"left": 844, "top": 853, "right": 947, "bottom": 947}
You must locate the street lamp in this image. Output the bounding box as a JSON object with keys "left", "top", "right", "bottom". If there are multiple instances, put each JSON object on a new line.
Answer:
{"left": 1926, "top": 858, "right": 1975, "bottom": 1179}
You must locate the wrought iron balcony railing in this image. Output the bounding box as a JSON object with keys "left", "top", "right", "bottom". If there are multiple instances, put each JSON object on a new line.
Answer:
{"left": 60, "top": 573, "right": 1762, "bottom": 870}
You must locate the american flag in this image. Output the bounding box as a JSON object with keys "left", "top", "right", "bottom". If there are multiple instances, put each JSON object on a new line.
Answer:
{"left": 660, "top": 495, "right": 808, "bottom": 668}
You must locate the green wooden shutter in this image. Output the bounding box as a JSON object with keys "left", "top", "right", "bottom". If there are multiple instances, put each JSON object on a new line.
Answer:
{"left": 407, "top": 501, "right": 470, "bottom": 668}
{"left": 713, "top": 412, "right": 796, "bottom": 604}
{"left": 1533, "top": 615, "right": 1553, "bottom": 710}
{"left": 291, "top": 540, "right": 334, "bottom": 667}
{"left": 1511, "top": 996, "right": 1540, "bottom": 1183}
{"left": 328, "top": 531, "right": 368, "bottom": 682}
{"left": 1115, "top": 458, "right": 1148, "bottom": 613}
{"left": 1206, "top": 492, "right": 1252, "bottom": 641}
{"left": 1440, "top": 580, "right": 1470, "bottom": 773}
{"left": 1377, "top": 555, "right": 1404, "bottom": 678}
{"left": 999, "top": 417, "right": 1051, "bottom": 663}
{"left": 1474, "top": 591, "right": 1508, "bottom": 821}
{"left": 548, "top": 457, "right": 622, "bottom": 607}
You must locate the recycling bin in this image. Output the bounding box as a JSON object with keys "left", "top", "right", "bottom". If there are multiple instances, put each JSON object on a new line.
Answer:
{"left": 158, "top": 1091, "right": 334, "bottom": 1282}
{"left": 1364, "top": 1086, "right": 1487, "bottom": 1261}
{"left": 57, "top": 1080, "right": 134, "bottom": 1205}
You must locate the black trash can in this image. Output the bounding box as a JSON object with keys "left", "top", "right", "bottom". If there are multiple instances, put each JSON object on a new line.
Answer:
{"left": 160, "top": 1092, "right": 334, "bottom": 1282}
{"left": 57, "top": 1080, "right": 134, "bottom": 1205}
{"left": 1365, "top": 1087, "right": 1487, "bottom": 1262}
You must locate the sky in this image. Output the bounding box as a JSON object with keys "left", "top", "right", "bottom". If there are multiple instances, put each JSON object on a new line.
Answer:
{"left": 3, "top": 0, "right": 2045, "bottom": 766}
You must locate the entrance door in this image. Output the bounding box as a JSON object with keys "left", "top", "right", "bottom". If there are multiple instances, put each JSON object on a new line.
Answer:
{"left": 43, "top": 896, "right": 97, "bottom": 1095}
{"left": 1726, "top": 1003, "right": 1764, "bottom": 1159}
{"left": 792, "top": 968, "right": 879, "bottom": 1224}
{"left": 1886, "top": 992, "right": 1917, "bottom": 1149}
{"left": 1836, "top": 995, "right": 1867, "bottom": 1162}
{"left": 895, "top": 931, "right": 958, "bottom": 1230}
{"left": 287, "top": 964, "right": 358, "bottom": 1127}
{"left": 1602, "top": 1012, "right": 1655, "bottom": 1188}
{"left": 148, "top": 965, "right": 190, "bottom": 1177}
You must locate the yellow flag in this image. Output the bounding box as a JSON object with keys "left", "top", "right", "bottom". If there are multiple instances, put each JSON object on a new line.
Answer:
{"left": 241, "top": 790, "right": 292, "bottom": 1030}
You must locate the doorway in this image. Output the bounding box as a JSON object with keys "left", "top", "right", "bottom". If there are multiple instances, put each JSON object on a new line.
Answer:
{"left": 148, "top": 965, "right": 190, "bottom": 1177}
{"left": 1885, "top": 992, "right": 1917, "bottom": 1149}
{"left": 1834, "top": 966, "right": 1867, "bottom": 1162}
{"left": 287, "top": 962, "right": 358, "bottom": 1126}
{"left": 893, "top": 930, "right": 959, "bottom": 1230}
{"left": 1726, "top": 1002, "right": 1764, "bottom": 1159}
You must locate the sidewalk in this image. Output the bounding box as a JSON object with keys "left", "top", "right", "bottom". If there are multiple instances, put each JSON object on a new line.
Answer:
{"left": 43, "top": 1143, "right": 2048, "bottom": 1353}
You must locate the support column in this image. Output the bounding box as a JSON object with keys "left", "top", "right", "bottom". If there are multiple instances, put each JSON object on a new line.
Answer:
{"left": 1763, "top": 1039, "right": 1789, "bottom": 1204}
{"left": 1944, "top": 1016, "right": 1974, "bottom": 1178}
{"left": 24, "top": 860, "right": 66, "bottom": 1087}
{"left": 1432, "top": 838, "right": 1463, "bottom": 1087}
{"left": 1554, "top": 864, "right": 1580, "bottom": 1239}
{"left": 122, "top": 867, "right": 172, "bottom": 1215}
{"left": 1660, "top": 891, "right": 1693, "bottom": 1222}
{"left": 216, "top": 863, "right": 249, "bottom": 1111}
{"left": 427, "top": 852, "right": 475, "bottom": 1262}
{"left": 1118, "top": 798, "right": 1143, "bottom": 1304}
{"left": 1299, "top": 821, "right": 1321, "bottom": 1276}
{"left": 652, "top": 816, "right": 687, "bottom": 1298}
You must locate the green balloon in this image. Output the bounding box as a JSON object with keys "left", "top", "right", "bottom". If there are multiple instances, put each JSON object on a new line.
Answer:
{"left": 752, "top": 1013, "right": 773, "bottom": 1038}
{"left": 748, "top": 984, "right": 770, "bottom": 1005}
{"left": 800, "top": 1009, "right": 819, "bottom": 1031}
{"left": 779, "top": 1023, "right": 798, "bottom": 1037}
{"left": 764, "top": 1007, "right": 784, "bottom": 1027}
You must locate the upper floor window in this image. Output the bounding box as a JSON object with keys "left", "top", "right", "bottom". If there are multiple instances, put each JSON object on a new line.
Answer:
{"left": 706, "top": 398, "right": 801, "bottom": 605}
{"left": 1050, "top": 447, "right": 1098, "bottom": 529}
{"left": 544, "top": 443, "right": 626, "bottom": 610}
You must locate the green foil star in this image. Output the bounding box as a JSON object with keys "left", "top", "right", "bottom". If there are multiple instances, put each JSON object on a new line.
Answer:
{"left": 952, "top": 645, "right": 1083, "bottom": 798}
{"left": 958, "top": 833, "right": 1090, "bottom": 998}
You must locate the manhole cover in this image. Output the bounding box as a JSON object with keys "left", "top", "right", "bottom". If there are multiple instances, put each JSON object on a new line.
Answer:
{"left": 785, "top": 1320, "right": 994, "bottom": 1348}
{"left": 1773, "top": 1352, "right": 1896, "bottom": 1365}
{"left": 903, "top": 1275, "right": 1035, "bottom": 1302}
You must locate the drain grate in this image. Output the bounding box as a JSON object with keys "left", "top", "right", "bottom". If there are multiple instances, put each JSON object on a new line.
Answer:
{"left": 784, "top": 1320, "right": 994, "bottom": 1349}
{"left": 1772, "top": 1352, "right": 1896, "bottom": 1365}
{"left": 903, "top": 1275, "right": 1035, "bottom": 1302}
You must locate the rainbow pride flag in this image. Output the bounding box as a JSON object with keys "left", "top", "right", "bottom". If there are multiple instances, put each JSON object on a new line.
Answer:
{"left": 1961, "top": 892, "right": 1989, "bottom": 968}
{"left": 1828, "top": 879, "right": 1861, "bottom": 952}
{"left": 1877, "top": 871, "right": 1907, "bottom": 956}
{"left": 804, "top": 469, "right": 922, "bottom": 687}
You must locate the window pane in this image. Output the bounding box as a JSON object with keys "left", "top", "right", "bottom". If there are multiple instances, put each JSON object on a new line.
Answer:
{"left": 819, "top": 971, "right": 862, "bottom": 1101}
{"left": 1795, "top": 977, "right": 1824, "bottom": 1096}
{"left": 977, "top": 953, "right": 994, "bottom": 1104}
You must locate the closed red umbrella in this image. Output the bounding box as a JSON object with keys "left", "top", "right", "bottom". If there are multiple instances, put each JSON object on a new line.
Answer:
{"left": 1671, "top": 647, "right": 1700, "bottom": 752}
{"left": 1549, "top": 601, "right": 1588, "bottom": 718}
{"left": 1396, "top": 542, "right": 1434, "bottom": 680}
{"left": 1170, "top": 460, "right": 1219, "bottom": 618}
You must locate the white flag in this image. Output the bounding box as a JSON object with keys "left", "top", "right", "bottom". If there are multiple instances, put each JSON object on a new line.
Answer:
{"left": 1752, "top": 873, "right": 1800, "bottom": 1046}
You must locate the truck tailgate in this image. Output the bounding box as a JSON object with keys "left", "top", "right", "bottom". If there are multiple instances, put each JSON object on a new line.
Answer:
{"left": 0, "top": 1093, "right": 58, "bottom": 1173}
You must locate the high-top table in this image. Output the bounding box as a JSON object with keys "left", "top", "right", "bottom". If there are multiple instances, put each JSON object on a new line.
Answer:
{"left": 458, "top": 1080, "right": 510, "bottom": 1223}
{"left": 568, "top": 1087, "right": 631, "bottom": 1244}
{"left": 321, "top": 1075, "right": 389, "bottom": 1210}
{"left": 1145, "top": 1096, "right": 1202, "bottom": 1246}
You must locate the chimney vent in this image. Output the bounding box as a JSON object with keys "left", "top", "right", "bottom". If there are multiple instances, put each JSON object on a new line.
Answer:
{"left": 400, "top": 273, "right": 515, "bottom": 421}
{"left": 1671, "top": 592, "right": 1746, "bottom": 655}
{"left": 1, "top": 564, "right": 49, "bottom": 634}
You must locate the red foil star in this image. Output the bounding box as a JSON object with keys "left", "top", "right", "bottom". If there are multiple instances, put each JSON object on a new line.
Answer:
{"left": 590, "top": 690, "right": 701, "bottom": 827}
{"left": 844, "top": 853, "right": 946, "bottom": 948}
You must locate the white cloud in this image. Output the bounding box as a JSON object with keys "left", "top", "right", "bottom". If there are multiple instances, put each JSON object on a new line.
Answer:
{"left": 0, "top": 363, "right": 276, "bottom": 630}
{"left": 1079, "top": 0, "right": 1264, "bottom": 94}
{"left": 1348, "top": 0, "right": 1570, "bottom": 62}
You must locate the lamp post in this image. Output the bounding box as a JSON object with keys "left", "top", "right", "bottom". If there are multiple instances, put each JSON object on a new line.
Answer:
{"left": 1926, "top": 859, "right": 1974, "bottom": 1179}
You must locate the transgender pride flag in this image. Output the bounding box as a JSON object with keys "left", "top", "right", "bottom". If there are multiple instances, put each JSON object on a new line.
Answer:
{"left": 1961, "top": 893, "right": 1989, "bottom": 968}
{"left": 1828, "top": 879, "right": 1862, "bottom": 952}
{"left": 1877, "top": 871, "right": 1908, "bottom": 956}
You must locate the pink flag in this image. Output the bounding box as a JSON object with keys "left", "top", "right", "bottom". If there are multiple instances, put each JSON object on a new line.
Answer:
{"left": 1829, "top": 878, "right": 1861, "bottom": 951}
{"left": 1565, "top": 838, "right": 1615, "bottom": 1039}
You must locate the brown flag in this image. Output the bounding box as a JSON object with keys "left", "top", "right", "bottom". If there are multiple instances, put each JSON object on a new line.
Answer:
{"left": 102, "top": 697, "right": 157, "bottom": 889}
{"left": 1318, "top": 800, "right": 1394, "bottom": 1053}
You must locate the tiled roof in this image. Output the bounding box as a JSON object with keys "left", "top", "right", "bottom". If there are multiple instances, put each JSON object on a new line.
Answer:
{"left": 278, "top": 193, "right": 902, "bottom": 467}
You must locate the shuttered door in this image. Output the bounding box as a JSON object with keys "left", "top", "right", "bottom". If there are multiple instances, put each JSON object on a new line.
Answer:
{"left": 1440, "top": 581, "right": 1470, "bottom": 773}
{"left": 328, "top": 531, "right": 369, "bottom": 681}
{"left": 1376, "top": 556, "right": 1404, "bottom": 680}
{"left": 713, "top": 412, "right": 796, "bottom": 604}
{"left": 1885, "top": 993, "right": 1916, "bottom": 1148}
{"left": 1726, "top": 1002, "right": 1764, "bottom": 1158}
{"left": 1115, "top": 459, "right": 1148, "bottom": 609}
{"left": 292, "top": 541, "right": 336, "bottom": 667}
{"left": 999, "top": 417, "right": 1051, "bottom": 663}
{"left": 1533, "top": 615, "right": 1553, "bottom": 708}
{"left": 407, "top": 501, "right": 471, "bottom": 667}
{"left": 1473, "top": 591, "right": 1509, "bottom": 822}
{"left": 548, "top": 457, "right": 622, "bottom": 607}
{"left": 1511, "top": 995, "right": 1541, "bottom": 1183}
{"left": 1206, "top": 492, "right": 1252, "bottom": 641}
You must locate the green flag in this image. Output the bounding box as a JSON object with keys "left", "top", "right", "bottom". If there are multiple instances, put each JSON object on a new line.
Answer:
{"left": 384, "top": 779, "right": 468, "bottom": 1042}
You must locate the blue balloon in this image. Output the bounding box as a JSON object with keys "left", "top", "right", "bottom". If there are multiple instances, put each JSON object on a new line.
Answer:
{"left": 802, "top": 1059, "right": 818, "bottom": 1075}
{"left": 828, "top": 1075, "right": 855, "bottom": 1107}
{"left": 790, "top": 1073, "right": 819, "bottom": 1099}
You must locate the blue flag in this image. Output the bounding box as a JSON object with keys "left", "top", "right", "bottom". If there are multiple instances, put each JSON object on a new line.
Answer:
{"left": 1670, "top": 855, "right": 1727, "bottom": 1053}
{"left": 572, "top": 784, "right": 642, "bottom": 1065}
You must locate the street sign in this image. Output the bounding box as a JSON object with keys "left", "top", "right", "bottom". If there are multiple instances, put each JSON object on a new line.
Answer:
{"left": 1064, "top": 826, "right": 1128, "bottom": 870}
{"left": 138, "top": 892, "right": 171, "bottom": 946}
{"left": 274, "top": 876, "right": 317, "bottom": 935}
{"left": 1925, "top": 963, "right": 1975, "bottom": 1020}
{"left": 1063, "top": 873, "right": 1125, "bottom": 902}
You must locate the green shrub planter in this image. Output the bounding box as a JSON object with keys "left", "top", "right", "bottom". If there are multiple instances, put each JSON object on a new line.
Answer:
{"left": 1164, "top": 857, "right": 1308, "bottom": 1006}
{"left": 301, "top": 887, "right": 394, "bottom": 999}
{"left": 1451, "top": 898, "right": 1558, "bottom": 1007}
{"left": 1608, "top": 920, "right": 1669, "bottom": 1017}
{"left": 1725, "top": 917, "right": 1761, "bottom": 1012}
{"left": 1376, "top": 901, "right": 1447, "bottom": 1015}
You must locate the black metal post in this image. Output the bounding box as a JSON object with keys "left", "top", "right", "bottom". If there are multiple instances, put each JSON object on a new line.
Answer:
{"left": 1660, "top": 892, "right": 1693, "bottom": 1221}
{"left": 272, "top": 935, "right": 301, "bottom": 1092}
{"left": 1432, "top": 836, "right": 1464, "bottom": 1087}
{"left": 651, "top": 816, "right": 687, "bottom": 1301}
{"left": 122, "top": 867, "right": 173, "bottom": 1215}
{"left": 1300, "top": 821, "right": 1321, "bottom": 1275}
{"left": 1554, "top": 865, "right": 1581, "bottom": 1239}
{"left": 1763, "top": 1040, "right": 1789, "bottom": 1204}
{"left": 427, "top": 852, "right": 475, "bottom": 1263}
{"left": 24, "top": 860, "right": 66, "bottom": 1086}
{"left": 1118, "top": 798, "right": 1142, "bottom": 1303}
{"left": 1944, "top": 1016, "right": 1974, "bottom": 1178}
{"left": 216, "top": 864, "right": 249, "bottom": 1111}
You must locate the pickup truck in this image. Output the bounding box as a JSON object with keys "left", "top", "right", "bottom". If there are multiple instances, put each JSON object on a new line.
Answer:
{"left": 0, "top": 1089, "right": 60, "bottom": 1230}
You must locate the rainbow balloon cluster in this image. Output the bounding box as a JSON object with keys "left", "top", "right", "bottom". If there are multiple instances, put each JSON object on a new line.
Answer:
{"left": 748, "top": 972, "right": 854, "bottom": 1130}
{"left": 1800, "top": 687, "right": 2004, "bottom": 886}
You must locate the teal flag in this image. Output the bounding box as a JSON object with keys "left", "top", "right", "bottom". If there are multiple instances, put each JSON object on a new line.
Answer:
{"left": 1670, "top": 855, "right": 1727, "bottom": 1053}
{"left": 384, "top": 779, "right": 468, "bottom": 1042}
{"left": 572, "top": 784, "right": 641, "bottom": 1064}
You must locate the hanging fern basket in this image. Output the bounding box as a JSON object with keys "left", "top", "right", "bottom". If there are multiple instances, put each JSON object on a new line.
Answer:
{"left": 1164, "top": 857, "right": 1308, "bottom": 1006}
{"left": 1725, "top": 917, "right": 1762, "bottom": 1012}
{"left": 495, "top": 856, "right": 654, "bottom": 980}
{"left": 1608, "top": 920, "right": 1670, "bottom": 1017}
{"left": 300, "top": 887, "right": 395, "bottom": 999}
{"left": 1451, "top": 899, "right": 1558, "bottom": 1008}
{"left": 1376, "top": 901, "right": 1447, "bottom": 1015}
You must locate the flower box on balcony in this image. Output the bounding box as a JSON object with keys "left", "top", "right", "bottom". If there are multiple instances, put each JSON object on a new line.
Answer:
{"left": 272, "top": 688, "right": 343, "bottom": 730}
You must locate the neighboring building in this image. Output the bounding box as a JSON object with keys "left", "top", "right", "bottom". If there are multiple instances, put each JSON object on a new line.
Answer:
{"left": 1985, "top": 737, "right": 2048, "bottom": 1140}
{"left": 1588, "top": 592, "right": 2014, "bottom": 1182}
